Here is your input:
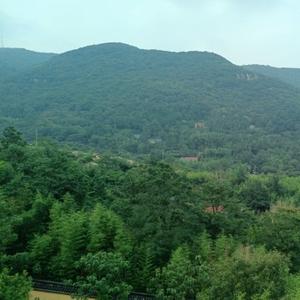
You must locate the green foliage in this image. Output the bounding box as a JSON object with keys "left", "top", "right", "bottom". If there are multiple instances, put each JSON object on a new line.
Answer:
{"left": 239, "top": 178, "right": 272, "bottom": 212}
{"left": 0, "top": 126, "right": 27, "bottom": 148}
{"left": 152, "top": 246, "right": 204, "bottom": 299}
{"left": 111, "top": 162, "right": 204, "bottom": 265}
{"left": 2, "top": 44, "right": 300, "bottom": 173}
{"left": 199, "top": 245, "right": 289, "bottom": 300}
{"left": 0, "top": 194, "right": 18, "bottom": 252}
{"left": 88, "top": 204, "right": 132, "bottom": 256}
{"left": 284, "top": 274, "right": 300, "bottom": 300}
{"left": 249, "top": 203, "right": 300, "bottom": 272}
{"left": 0, "top": 269, "right": 31, "bottom": 300}
{"left": 75, "top": 252, "right": 132, "bottom": 300}
{"left": 53, "top": 211, "right": 88, "bottom": 279}
{"left": 29, "top": 234, "right": 55, "bottom": 278}
{"left": 0, "top": 127, "right": 299, "bottom": 299}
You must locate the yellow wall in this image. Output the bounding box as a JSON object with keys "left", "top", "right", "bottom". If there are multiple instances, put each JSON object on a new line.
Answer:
{"left": 30, "top": 290, "right": 95, "bottom": 300}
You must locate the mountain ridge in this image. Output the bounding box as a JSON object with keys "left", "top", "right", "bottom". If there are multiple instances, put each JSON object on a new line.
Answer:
{"left": 0, "top": 47, "right": 56, "bottom": 80}
{"left": 244, "top": 64, "right": 300, "bottom": 89}
{"left": 1, "top": 43, "right": 300, "bottom": 172}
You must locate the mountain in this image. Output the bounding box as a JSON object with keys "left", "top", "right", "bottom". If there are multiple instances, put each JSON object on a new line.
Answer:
{"left": 244, "top": 64, "right": 300, "bottom": 89}
{"left": 1, "top": 43, "right": 300, "bottom": 173}
{"left": 0, "top": 48, "right": 56, "bottom": 79}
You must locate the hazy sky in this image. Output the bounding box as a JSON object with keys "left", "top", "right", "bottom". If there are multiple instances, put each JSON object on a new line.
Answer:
{"left": 1, "top": 0, "right": 299, "bottom": 67}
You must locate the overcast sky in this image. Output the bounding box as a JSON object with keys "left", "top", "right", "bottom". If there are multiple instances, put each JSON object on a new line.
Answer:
{"left": 1, "top": 0, "right": 299, "bottom": 67}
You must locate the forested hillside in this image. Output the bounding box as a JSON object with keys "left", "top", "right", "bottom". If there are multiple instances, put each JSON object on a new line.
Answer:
{"left": 1, "top": 43, "right": 300, "bottom": 173}
{"left": 245, "top": 64, "right": 300, "bottom": 89}
{"left": 2, "top": 127, "right": 300, "bottom": 299}
{"left": 0, "top": 48, "right": 56, "bottom": 80}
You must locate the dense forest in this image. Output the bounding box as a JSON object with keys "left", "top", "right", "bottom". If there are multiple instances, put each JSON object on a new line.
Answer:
{"left": 2, "top": 43, "right": 300, "bottom": 299}
{"left": 0, "top": 48, "right": 56, "bottom": 80}
{"left": 3, "top": 127, "right": 300, "bottom": 299}
{"left": 1, "top": 44, "right": 300, "bottom": 173}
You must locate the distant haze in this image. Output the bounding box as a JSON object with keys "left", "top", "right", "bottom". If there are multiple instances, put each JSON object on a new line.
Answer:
{"left": 1, "top": 0, "right": 299, "bottom": 67}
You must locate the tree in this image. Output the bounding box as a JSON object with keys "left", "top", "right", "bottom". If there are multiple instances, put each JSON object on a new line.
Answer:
{"left": 88, "top": 204, "right": 132, "bottom": 256}
{"left": 112, "top": 162, "right": 204, "bottom": 265}
{"left": 0, "top": 161, "right": 14, "bottom": 185}
{"left": 74, "top": 252, "right": 132, "bottom": 300}
{"left": 239, "top": 178, "right": 271, "bottom": 212}
{"left": 152, "top": 246, "right": 204, "bottom": 299}
{"left": 53, "top": 211, "right": 88, "bottom": 279}
{"left": 129, "top": 244, "right": 156, "bottom": 292}
{"left": 284, "top": 274, "right": 300, "bottom": 300}
{"left": 230, "top": 165, "right": 249, "bottom": 186}
{"left": 21, "top": 142, "right": 88, "bottom": 200}
{"left": 199, "top": 245, "right": 289, "bottom": 300}
{"left": 249, "top": 203, "right": 300, "bottom": 272}
{"left": 0, "top": 269, "right": 31, "bottom": 300}
{"left": 0, "top": 194, "right": 18, "bottom": 252}
{"left": 29, "top": 234, "right": 55, "bottom": 279}
{"left": 0, "top": 127, "right": 26, "bottom": 149}
{"left": 0, "top": 127, "right": 26, "bottom": 166}
{"left": 13, "top": 193, "right": 53, "bottom": 252}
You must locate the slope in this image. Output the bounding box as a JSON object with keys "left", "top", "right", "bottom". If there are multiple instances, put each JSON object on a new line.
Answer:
{"left": 0, "top": 48, "right": 56, "bottom": 79}
{"left": 244, "top": 64, "right": 300, "bottom": 89}
{"left": 1, "top": 43, "right": 300, "bottom": 173}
